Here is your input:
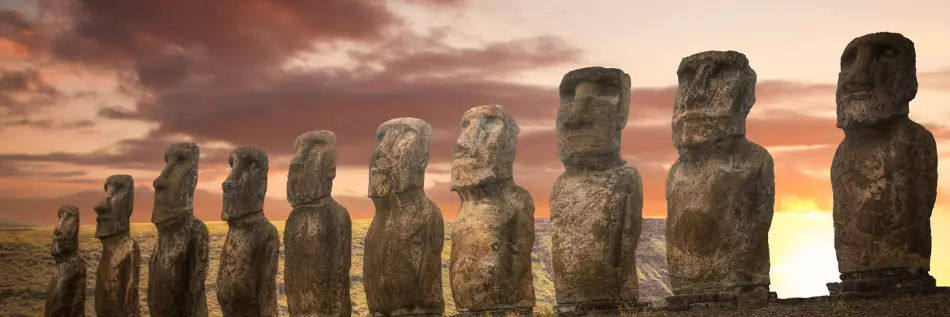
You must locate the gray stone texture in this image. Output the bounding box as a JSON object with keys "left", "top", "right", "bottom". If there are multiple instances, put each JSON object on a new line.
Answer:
{"left": 364, "top": 117, "right": 445, "bottom": 316}
{"left": 449, "top": 105, "right": 535, "bottom": 316}
{"left": 45, "top": 205, "right": 86, "bottom": 317}
{"left": 284, "top": 131, "right": 353, "bottom": 317}
{"left": 93, "top": 174, "right": 142, "bottom": 317}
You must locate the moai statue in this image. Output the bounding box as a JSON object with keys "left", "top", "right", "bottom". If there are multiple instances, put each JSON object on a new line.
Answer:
{"left": 284, "top": 131, "right": 353, "bottom": 317}
{"left": 216, "top": 147, "right": 280, "bottom": 317}
{"left": 549, "top": 67, "right": 644, "bottom": 316}
{"left": 92, "top": 175, "right": 142, "bottom": 317}
{"left": 664, "top": 51, "right": 776, "bottom": 309}
{"left": 148, "top": 142, "right": 210, "bottom": 317}
{"left": 449, "top": 105, "right": 535, "bottom": 317}
{"left": 45, "top": 205, "right": 86, "bottom": 317}
{"left": 828, "top": 32, "right": 938, "bottom": 295}
{"left": 364, "top": 117, "right": 445, "bottom": 316}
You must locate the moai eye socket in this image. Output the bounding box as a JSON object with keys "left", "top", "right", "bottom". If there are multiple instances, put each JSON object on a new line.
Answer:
{"left": 877, "top": 44, "right": 898, "bottom": 59}
{"left": 840, "top": 48, "right": 857, "bottom": 68}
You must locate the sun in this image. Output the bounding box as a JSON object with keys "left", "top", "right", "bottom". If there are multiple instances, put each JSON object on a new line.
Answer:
{"left": 768, "top": 197, "right": 840, "bottom": 298}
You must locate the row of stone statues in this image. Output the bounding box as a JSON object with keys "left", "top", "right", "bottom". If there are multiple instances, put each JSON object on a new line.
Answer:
{"left": 45, "top": 31, "right": 937, "bottom": 317}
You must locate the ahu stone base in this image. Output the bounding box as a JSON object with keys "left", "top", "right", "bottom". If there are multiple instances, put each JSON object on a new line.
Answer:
{"left": 664, "top": 289, "right": 778, "bottom": 311}
{"left": 454, "top": 307, "right": 533, "bottom": 317}
{"left": 827, "top": 269, "right": 937, "bottom": 296}
{"left": 554, "top": 300, "right": 650, "bottom": 317}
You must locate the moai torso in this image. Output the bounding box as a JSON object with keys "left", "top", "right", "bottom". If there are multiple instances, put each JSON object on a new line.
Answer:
{"left": 148, "top": 142, "right": 210, "bottom": 317}
{"left": 216, "top": 147, "right": 279, "bottom": 317}
{"left": 284, "top": 131, "right": 353, "bottom": 317}
{"left": 93, "top": 175, "right": 142, "bottom": 317}
{"left": 549, "top": 67, "right": 644, "bottom": 306}
{"left": 45, "top": 205, "right": 86, "bottom": 317}
{"left": 449, "top": 105, "right": 535, "bottom": 314}
{"left": 364, "top": 118, "right": 445, "bottom": 316}
{"left": 665, "top": 51, "right": 775, "bottom": 294}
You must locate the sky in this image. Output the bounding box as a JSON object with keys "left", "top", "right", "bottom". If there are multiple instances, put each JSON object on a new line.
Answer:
{"left": 1, "top": 0, "right": 949, "bottom": 298}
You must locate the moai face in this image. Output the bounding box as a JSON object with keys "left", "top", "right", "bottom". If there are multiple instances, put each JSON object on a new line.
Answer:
{"left": 51, "top": 205, "right": 80, "bottom": 256}
{"left": 152, "top": 143, "right": 199, "bottom": 224}
{"left": 836, "top": 32, "right": 917, "bottom": 129}
{"left": 451, "top": 104, "right": 520, "bottom": 189}
{"left": 672, "top": 51, "right": 756, "bottom": 149}
{"left": 93, "top": 175, "right": 134, "bottom": 238}
{"left": 221, "top": 147, "right": 269, "bottom": 220}
{"left": 368, "top": 118, "right": 431, "bottom": 198}
{"left": 287, "top": 131, "right": 337, "bottom": 207}
{"left": 556, "top": 67, "right": 631, "bottom": 167}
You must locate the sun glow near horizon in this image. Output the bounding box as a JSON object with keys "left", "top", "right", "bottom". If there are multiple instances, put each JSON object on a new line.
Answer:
{"left": 769, "top": 197, "right": 840, "bottom": 298}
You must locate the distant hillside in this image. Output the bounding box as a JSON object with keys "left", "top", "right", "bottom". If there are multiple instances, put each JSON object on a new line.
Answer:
{"left": 0, "top": 220, "right": 41, "bottom": 229}
{"left": 0, "top": 218, "right": 669, "bottom": 317}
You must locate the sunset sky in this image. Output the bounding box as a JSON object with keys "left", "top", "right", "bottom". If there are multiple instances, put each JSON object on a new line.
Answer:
{"left": 1, "top": 0, "right": 949, "bottom": 298}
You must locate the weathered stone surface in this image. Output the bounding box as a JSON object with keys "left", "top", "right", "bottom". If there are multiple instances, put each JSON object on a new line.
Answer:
{"left": 148, "top": 142, "right": 210, "bottom": 317}
{"left": 830, "top": 32, "right": 937, "bottom": 294}
{"left": 449, "top": 105, "right": 535, "bottom": 314}
{"left": 550, "top": 67, "right": 644, "bottom": 313}
{"left": 93, "top": 175, "right": 142, "bottom": 317}
{"left": 217, "top": 148, "right": 280, "bottom": 317}
{"left": 665, "top": 51, "right": 775, "bottom": 299}
{"left": 45, "top": 205, "right": 86, "bottom": 317}
{"left": 364, "top": 117, "right": 445, "bottom": 316}
{"left": 284, "top": 131, "right": 353, "bottom": 317}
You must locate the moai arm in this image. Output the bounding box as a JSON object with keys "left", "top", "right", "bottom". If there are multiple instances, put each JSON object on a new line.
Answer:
{"left": 46, "top": 270, "right": 71, "bottom": 316}
{"left": 511, "top": 189, "right": 536, "bottom": 298}
{"left": 70, "top": 261, "right": 87, "bottom": 316}
{"left": 738, "top": 155, "right": 775, "bottom": 265}
{"left": 114, "top": 242, "right": 141, "bottom": 317}
{"left": 621, "top": 169, "right": 644, "bottom": 300}
{"left": 258, "top": 232, "right": 280, "bottom": 317}
{"left": 186, "top": 230, "right": 210, "bottom": 317}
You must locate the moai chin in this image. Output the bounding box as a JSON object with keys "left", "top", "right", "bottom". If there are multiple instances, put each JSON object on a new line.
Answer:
{"left": 828, "top": 32, "right": 937, "bottom": 295}
{"left": 45, "top": 205, "right": 86, "bottom": 317}
{"left": 364, "top": 117, "right": 445, "bottom": 316}
{"left": 449, "top": 105, "right": 535, "bottom": 317}
{"left": 147, "top": 142, "right": 211, "bottom": 317}
{"left": 92, "top": 174, "right": 142, "bottom": 317}
{"left": 284, "top": 131, "right": 353, "bottom": 317}
{"left": 216, "top": 147, "right": 280, "bottom": 317}
{"left": 549, "top": 67, "right": 645, "bottom": 316}
{"left": 664, "top": 51, "right": 777, "bottom": 309}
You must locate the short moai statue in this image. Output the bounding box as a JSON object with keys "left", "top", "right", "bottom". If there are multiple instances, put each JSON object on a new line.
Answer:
{"left": 549, "top": 67, "right": 644, "bottom": 316}
{"left": 148, "top": 142, "right": 210, "bottom": 317}
{"left": 93, "top": 175, "right": 142, "bottom": 317}
{"left": 664, "top": 51, "right": 777, "bottom": 309}
{"left": 216, "top": 147, "right": 280, "bottom": 317}
{"left": 364, "top": 117, "right": 445, "bottom": 316}
{"left": 828, "top": 32, "right": 938, "bottom": 295}
{"left": 449, "top": 105, "right": 535, "bottom": 317}
{"left": 284, "top": 131, "right": 353, "bottom": 317}
{"left": 45, "top": 205, "right": 86, "bottom": 317}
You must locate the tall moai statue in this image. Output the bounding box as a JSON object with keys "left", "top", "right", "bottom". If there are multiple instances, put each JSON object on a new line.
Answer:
{"left": 92, "top": 175, "right": 142, "bottom": 317}
{"left": 45, "top": 205, "right": 86, "bottom": 317}
{"left": 664, "top": 51, "right": 776, "bottom": 309}
{"left": 449, "top": 105, "right": 535, "bottom": 317}
{"left": 284, "top": 131, "right": 353, "bottom": 317}
{"left": 217, "top": 147, "right": 280, "bottom": 317}
{"left": 148, "top": 142, "right": 210, "bottom": 317}
{"left": 364, "top": 117, "right": 445, "bottom": 316}
{"left": 829, "top": 32, "right": 938, "bottom": 295}
{"left": 549, "top": 67, "right": 644, "bottom": 316}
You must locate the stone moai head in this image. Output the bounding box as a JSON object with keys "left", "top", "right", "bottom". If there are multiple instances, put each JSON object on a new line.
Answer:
{"left": 152, "top": 142, "right": 199, "bottom": 224}
{"left": 450, "top": 104, "right": 520, "bottom": 189}
{"left": 222, "top": 147, "right": 269, "bottom": 220}
{"left": 836, "top": 32, "right": 917, "bottom": 129}
{"left": 368, "top": 117, "right": 431, "bottom": 198}
{"left": 287, "top": 131, "right": 337, "bottom": 207}
{"left": 93, "top": 175, "right": 134, "bottom": 238}
{"left": 672, "top": 50, "right": 757, "bottom": 149}
{"left": 556, "top": 67, "right": 631, "bottom": 168}
{"left": 51, "top": 205, "right": 80, "bottom": 256}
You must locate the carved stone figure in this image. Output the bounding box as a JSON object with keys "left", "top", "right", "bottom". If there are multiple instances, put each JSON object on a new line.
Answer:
{"left": 664, "top": 51, "right": 776, "bottom": 309}
{"left": 549, "top": 67, "right": 644, "bottom": 315}
{"left": 828, "top": 32, "right": 937, "bottom": 295}
{"left": 364, "top": 117, "right": 445, "bottom": 316}
{"left": 216, "top": 147, "right": 279, "bottom": 317}
{"left": 93, "top": 174, "right": 142, "bottom": 317}
{"left": 148, "top": 142, "right": 210, "bottom": 317}
{"left": 284, "top": 131, "right": 353, "bottom": 317}
{"left": 449, "top": 105, "right": 535, "bottom": 316}
{"left": 45, "top": 205, "right": 86, "bottom": 317}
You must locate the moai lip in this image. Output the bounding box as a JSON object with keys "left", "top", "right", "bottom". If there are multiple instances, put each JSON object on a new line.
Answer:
{"left": 284, "top": 131, "right": 353, "bottom": 317}
{"left": 449, "top": 105, "right": 535, "bottom": 315}
{"left": 830, "top": 32, "right": 937, "bottom": 295}
{"left": 364, "top": 117, "right": 445, "bottom": 316}
{"left": 45, "top": 205, "right": 86, "bottom": 317}
{"left": 92, "top": 175, "right": 142, "bottom": 317}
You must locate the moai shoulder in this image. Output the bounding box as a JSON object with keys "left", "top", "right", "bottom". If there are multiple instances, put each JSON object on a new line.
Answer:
{"left": 93, "top": 175, "right": 142, "bottom": 317}
{"left": 45, "top": 205, "right": 86, "bottom": 317}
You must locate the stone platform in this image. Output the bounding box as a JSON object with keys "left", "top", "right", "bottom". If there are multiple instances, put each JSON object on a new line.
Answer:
{"left": 554, "top": 300, "right": 650, "bottom": 317}
{"left": 827, "top": 269, "right": 936, "bottom": 296}
{"left": 664, "top": 288, "right": 778, "bottom": 311}
{"left": 454, "top": 307, "right": 533, "bottom": 317}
